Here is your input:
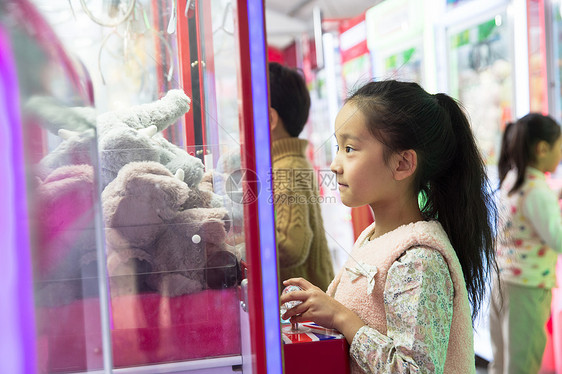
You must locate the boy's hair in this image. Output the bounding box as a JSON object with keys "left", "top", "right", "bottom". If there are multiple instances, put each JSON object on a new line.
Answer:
{"left": 498, "top": 113, "right": 561, "bottom": 194}
{"left": 268, "top": 62, "right": 310, "bottom": 137}
{"left": 347, "top": 80, "right": 497, "bottom": 321}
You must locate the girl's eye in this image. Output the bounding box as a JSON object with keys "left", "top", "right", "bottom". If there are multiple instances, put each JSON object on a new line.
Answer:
{"left": 345, "top": 146, "right": 354, "bottom": 153}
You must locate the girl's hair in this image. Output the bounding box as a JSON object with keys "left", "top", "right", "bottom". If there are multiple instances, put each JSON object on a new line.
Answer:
{"left": 347, "top": 80, "right": 497, "bottom": 320}
{"left": 498, "top": 113, "right": 561, "bottom": 194}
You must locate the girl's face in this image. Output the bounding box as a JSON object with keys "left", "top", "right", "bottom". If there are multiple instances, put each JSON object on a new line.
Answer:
{"left": 330, "top": 103, "right": 399, "bottom": 208}
{"left": 543, "top": 135, "right": 562, "bottom": 173}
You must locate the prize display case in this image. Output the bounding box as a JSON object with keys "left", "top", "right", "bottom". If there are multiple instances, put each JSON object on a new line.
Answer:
{"left": 441, "top": 0, "right": 516, "bottom": 166}
{"left": 1, "top": 0, "right": 283, "bottom": 373}
{"left": 443, "top": 0, "right": 549, "bottom": 162}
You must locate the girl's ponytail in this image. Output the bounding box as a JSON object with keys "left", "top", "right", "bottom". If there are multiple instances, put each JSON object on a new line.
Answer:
{"left": 430, "top": 93, "right": 497, "bottom": 319}
{"left": 498, "top": 121, "right": 515, "bottom": 185}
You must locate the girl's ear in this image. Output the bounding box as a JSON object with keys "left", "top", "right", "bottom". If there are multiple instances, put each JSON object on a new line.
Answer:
{"left": 269, "top": 107, "right": 280, "bottom": 131}
{"left": 536, "top": 140, "right": 550, "bottom": 159}
{"left": 394, "top": 149, "right": 417, "bottom": 181}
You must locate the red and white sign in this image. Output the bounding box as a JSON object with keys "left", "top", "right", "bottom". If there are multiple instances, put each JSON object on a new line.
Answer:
{"left": 339, "top": 13, "right": 368, "bottom": 64}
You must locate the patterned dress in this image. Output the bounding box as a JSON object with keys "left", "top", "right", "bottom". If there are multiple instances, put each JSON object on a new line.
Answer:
{"left": 497, "top": 167, "right": 562, "bottom": 288}
{"left": 350, "top": 247, "right": 453, "bottom": 373}
{"left": 328, "top": 220, "right": 475, "bottom": 374}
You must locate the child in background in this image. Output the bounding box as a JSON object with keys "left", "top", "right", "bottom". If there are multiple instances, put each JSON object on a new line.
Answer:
{"left": 268, "top": 62, "right": 334, "bottom": 292}
{"left": 489, "top": 113, "right": 562, "bottom": 374}
{"left": 280, "top": 80, "right": 497, "bottom": 373}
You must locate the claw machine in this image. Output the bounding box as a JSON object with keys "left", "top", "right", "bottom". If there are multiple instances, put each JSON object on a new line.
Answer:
{"left": 440, "top": 0, "right": 517, "bottom": 167}
{"left": 1, "top": 0, "right": 283, "bottom": 373}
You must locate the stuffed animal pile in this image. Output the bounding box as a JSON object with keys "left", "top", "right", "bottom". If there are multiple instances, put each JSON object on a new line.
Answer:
{"left": 27, "top": 89, "right": 241, "bottom": 305}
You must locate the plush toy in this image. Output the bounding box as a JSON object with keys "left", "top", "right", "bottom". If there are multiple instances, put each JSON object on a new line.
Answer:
{"left": 26, "top": 89, "right": 205, "bottom": 188}
{"left": 96, "top": 89, "right": 204, "bottom": 188}
{"left": 25, "top": 95, "right": 97, "bottom": 135}
{"left": 36, "top": 128, "right": 97, "bottom": 180}
{"left": 102, "top": 161, "right": 234, "bottom": 297}
{"left": 33, "top": 164, "right": 98, "bottom": 306}
{"left": 212, "top": 151, "right": 247, "bottom": 253}
{"left": 24, "top": 96, "right": 98, "bottom": 179}
{"left": 27, "top": 89, "right": 238, "bottom": 299}
{"left": 205, "top": 250, "right": 242, "bottom": 290}
{"left": 183, "top": 170, "right": 225, "bottom": 210}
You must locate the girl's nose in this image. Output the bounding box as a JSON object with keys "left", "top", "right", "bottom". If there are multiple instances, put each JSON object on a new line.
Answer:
{"left": 330, "top": 157, "right": 342, "bottom": 174}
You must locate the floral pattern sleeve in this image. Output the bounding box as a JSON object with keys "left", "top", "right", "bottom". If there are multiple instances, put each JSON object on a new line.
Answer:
{"left": 349, "top": 247, "right": 454, "bottom": 373}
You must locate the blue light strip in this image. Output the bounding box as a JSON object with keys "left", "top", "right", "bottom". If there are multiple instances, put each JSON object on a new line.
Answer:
{"left": 246, "top": 0, "right": 283, "bottom": 372}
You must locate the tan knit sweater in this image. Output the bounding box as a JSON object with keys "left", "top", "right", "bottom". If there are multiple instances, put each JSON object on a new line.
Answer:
{"left": 272, "top": 137, "right": 334, "bottom": 292}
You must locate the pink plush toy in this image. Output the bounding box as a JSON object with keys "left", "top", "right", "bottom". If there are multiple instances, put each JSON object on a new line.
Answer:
{"left": 34, "top": 164, "right": 98, "bottom": 306}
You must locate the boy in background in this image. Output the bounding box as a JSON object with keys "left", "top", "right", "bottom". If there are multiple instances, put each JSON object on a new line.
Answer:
{"left": 268, "top": 62, "right": 334, "bottom": 291}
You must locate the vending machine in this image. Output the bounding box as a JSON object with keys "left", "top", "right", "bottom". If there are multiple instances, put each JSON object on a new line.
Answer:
{"left": 1, "top": 0, "right": 283, "bottom": 373}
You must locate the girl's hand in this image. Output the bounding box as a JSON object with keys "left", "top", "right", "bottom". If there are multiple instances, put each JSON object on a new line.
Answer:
{"left": 280, "top": 278, "right": 365, "bottom": 343}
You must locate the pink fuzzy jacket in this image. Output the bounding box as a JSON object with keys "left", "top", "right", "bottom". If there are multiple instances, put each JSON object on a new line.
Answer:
{"left": 327, "top": 220, "right": 475, "bottom": 374}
